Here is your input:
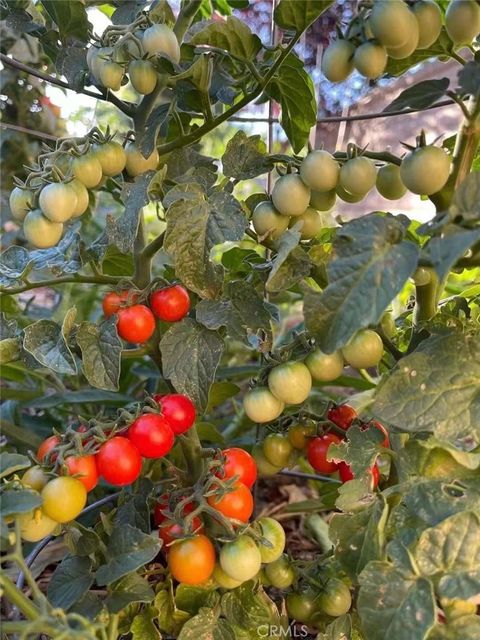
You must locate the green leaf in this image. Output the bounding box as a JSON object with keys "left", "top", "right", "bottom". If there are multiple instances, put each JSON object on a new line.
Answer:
{"left": 358, "top": 562, "right": 436, "bottom": 640}
{"left": 175, "top": 583, "right": 220, "bottom": 615}
{"left": 267, "top": 247, "right": 311, "bottom": 292}
{"left": 64, "top": 522, "right": 102, "bottom": 557}
{"left": 160, "top": 318, "right": 224, "bottom": 412}
{"left": 105, "top": 572, "right": 155, "bottom": 614}
{"left": 177, "top": 608, "right": 235, "bottom": 640}
{"left": 329, "top": 500, "right": 389, "bottom": 581}
{"left": 221, "top": 582, "right": 284, "bottom": 633}
{"left": 23, "top": 319, "right": 77, "bottom": 375}
{"left": 154, "top": 588, "right": 190, "bottom": 635}
{"left": 423, "top": 229, "right": 480, "bottom": 281}
{"left": 265, "top": 53, "right": 317, "bottom": 153}
{"left": 274, "top": 0, "right": 334, "bottom": 32}
{"left": 317, "top": 615, "right": 353, "bottom": 640}
{"left": 40, "top": 0, "right": 90, "bottom": 43}
{"left": 304, "top": 213, "right": 418, "bottom": 353}
{"left": 450, "top": 171, "right": 480, "bottom": 223}
{"left": 328, "top": 424, "right": 387, "bottom": 476}
{"left": 131, "top": 606, "right": 161, "bottom": 640}
{"left": 427, "top": 617, "right": 480, "bottom": 640}
{"left": 399, "top": 437, "right": 480, "bottom": 480}
{"left": 221, "top": 131, "right": 274, "bottom": 180}
{"left": 190, "top": 16, "right": 261, "bottom": 60}
{"left": 383, "top": 78, "right": 450, "bottom": 113}
{"left": 76, "top": 318, "right": 122, "bottom": 391}
{"left": 457, "top": 60, "right": 480, "bottom": 98}
{"left": 0, "top": 489, "right": 42, "bottom": 516}
{"left": 22, "top": 389, "right": 131, "bottom": 409}
{"left": 206, "top": 381, "right": 240, "bottom": 412}
{"left": 373, "top": 332, "right": 480, "bottom": 444}
{"left": 47, "top": 555, "right": 94, "bottom": 610}
{"left": 0, "top": 452, "right": 31, "bottom": 478}
{"left": 196, "top": 422, "right": 225, "bottom": 444}
{"left": 114, "top": 478, "right": 153, "bottom": 533}
{"left": 95, "top": 525, "right": 161, "bottom": 586}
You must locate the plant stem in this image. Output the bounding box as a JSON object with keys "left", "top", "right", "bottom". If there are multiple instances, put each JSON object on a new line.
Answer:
{"left": 0, "top": 274, "right": 122, "bottom": 296}
{"left": 334, "top": 148, "right": 402, "bottom": 166}
{"left": 0, "top": 574, "right": 39, "bottom": 621}
{"left": 133, "top": 213, "right": 150, "bottom": 288}
{"left": 140, "top": 231, "right": 166, "bottom": 262}
{"left": 413, "top": 271, "right": 440, "bottom": 326}
{"left": 179, "top": 427, "right": 206, "bottom": 482}
{"left": 174, "top": 0, "right": 203, "bottom": 41}
{"left": 0, "top": 53, "right": 134, "bottom": 117}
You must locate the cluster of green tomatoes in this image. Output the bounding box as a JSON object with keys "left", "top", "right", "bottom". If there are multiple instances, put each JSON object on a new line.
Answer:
{"left": 322, "top": 0, "right": 480, "bottom": 83}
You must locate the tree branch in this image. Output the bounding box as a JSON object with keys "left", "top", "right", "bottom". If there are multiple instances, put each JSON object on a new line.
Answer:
{"left": 0, "top": 274, "right": 122, "bottom": 296}
{"left": 0, "top": 53, "right": 135, "bottom": 118}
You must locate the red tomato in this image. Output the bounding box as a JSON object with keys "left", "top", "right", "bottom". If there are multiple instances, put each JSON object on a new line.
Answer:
{"left": 363, "top": 420, "right": 390, "bottom": 448}
{"left": 154, "top": 494, "right": 196, "bottom": 526}
{"left": 128, "top": 413, "right": 174, "bottom": 458}
{"left": 306, "top": 434, "right": 342, "bottom": 474}
{"left": 97, "top": 436, "right": 142, "bottom": 486}
{"left": 37, "top": 435, "right": 60, "bottom": 463}
{"left": 159, "top": 516, "right": 203, "bottom": 547}
{"left": 218, "top": 447, "right": 257, "bottom": 489}
{"left": 116, "top": 304, "right": 155, "bottom": 344}
{"left": 338, "top": 461, "right": 380, "bottom": 488}
{"left": 64, "top": 454, "right": 99, "bottom": 492}
{"left": 327, "top": 404, "right": 357, "bottom": 430}
{"left": 102, "top": 290, "right": 139, "bottom": 317}
{"left": 207, "top": 481, "right": 253, "bottom": 523}
{"left": 149, "top": 285, "right": 190, "bottom": 322}
{"left": 153, "top": 394, "right": 196, "bottom": 434}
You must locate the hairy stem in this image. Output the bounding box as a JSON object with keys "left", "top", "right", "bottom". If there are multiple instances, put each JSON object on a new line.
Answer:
{"left": 180, "top": 427, "right": 206, "bottom": 482}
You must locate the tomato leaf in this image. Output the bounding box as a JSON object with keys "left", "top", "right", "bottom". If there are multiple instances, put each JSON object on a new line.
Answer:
{"left": 274, "top": 0, "right": 334, "bottom": 32}
{"left": 95, "top": 525, "right": 161, "bottom": 586}
{"left": 0, "top": 452, "right": 31, "bottom": 479}
{"left": 383, "top": 78, "right": 450, "bottom": 113}
{"left": 175, "top": 583, "right": 220, "bottom": 615}
{"left": 449, "top": 171, "right": 480, "bottom": 224}
{"left": 76, "top": 318, "right": 121, "bottom": 392}
{"left": 177, "top": 608, "right": 235, "bottom": 640}
{"left": 114, "top": 477, "right": 153, "bottom": 533}
{"left": 304, "top": 213, "right": 418, "bottom": 353}
{"left": 373, "top": 332, "right": 480, "bottom": 444}
{"left": 221, "top": 581, "right": 285, "bottom": 633}
{"left": 40, "top": 0, "right": 90, "bottom": 44}
{"left": 423, "top": 228, "right": 480, "bottom": 281}
{"left": 328, "top": 424, "right": 386, "bottom": 476}
{"left": 48, "top": 555, "right": 94, "bottom": 610}
{"left": 457, "top": 60, "right": 480, "bottom": 98}
{"left": 357, "top": 562, "right": 436, "bottom": 640}
{"left": 160, "top": 318, "right": 224, "bottom": 412}
{"left": 104, "top": 573, "right": 155, "bottom": 614}
{"left": 190, "top": 15, "right": 262, "bottom": 61}
{"left": 131, "top": 606, "right": 161, "bottom": 640}
{"left": 23, "top": 318, "right": 77, "bottom": 375}
{"left": 154, "top": 588, "right": 190, "bottom": 635}
{"left": 0, "top": 488, "right": 42, "bottom": 516}
{"left": 222, "top": 131, "right": 274, "bottom": 180}
{"left": 317, "top": 615, "right": 353, "bottom": 640}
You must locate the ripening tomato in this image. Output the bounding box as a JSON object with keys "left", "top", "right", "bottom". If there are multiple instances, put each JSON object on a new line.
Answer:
{"left": 288, "top": 423, "right": 316, "bottom": 450}
{"left": 219, "top": 535, "right": 261, "bottom": 582}
{"left": 9, "top": 186, "right": 33, "bottom": 221}
{"left": 338, "top": 461, "right": 380, "bottom": 489}
{"left": 150, "top": 285, "right": 190, "bottom": 322}
{"left": 22, "top": 466, "right": 49, "bottom": 491}
{"left": 41, "top": 477, "right": 87, "bottom": 523}
{"left": 252, "top": 444, "right": 282, "bottom": 477}
{"left": 154, "top": 393, "right": 196, "bottom": 434}
{"left": 102, "top": 290, "right": 139, "bottom": 317}
{"left": 128, "top": 413, "right": 174, "bottom": 458}
{"left": 268, "top": 361, "right": 312, "bottom": 405}
{"left": 327, "top": 404, "right": 357, "bottom": 430}
{"left": 218, "top": 447, "right": 257, "bottom": 489}
{"left": 321, "top": 39, "right": 355, "bottom": 83}
{"left": 128, "top": 59, "right": 157, "bottom": 95}
{"left": 96, "top": 436, "right": 142, "bottom": 486}
{"left": 93, "top": 141, "right": 127, "bottom": 176}
{"left": 168, "top": 534, "right": 216, "bottom": 585}
{"left": 72, "top": 154, "right": 103, "bottom": 189}
{"left": 64, "top": 454, "right": 99, "bottom": 492}
{"left": 159, "top": 516, "right": 203, "bottom": 547}
{"left": 256, "top": 517, "right": 286, "bottom": 563}
{"left": 342, "top": 329, "right": 384, "bottom": 369}
{"left": 37, "top": 435, "right": 60, "bottom": 463}
{"left": 117, "top": 304, "right": 156, "bottom": 343}
{"left": 142, "top": 23, "right": 181, "bottom": 62}
{"left": 207, "top": 481, "right": 253, "bottom": 522}
{"left": 306, "top": 434, "right": 342, "bottom": 474}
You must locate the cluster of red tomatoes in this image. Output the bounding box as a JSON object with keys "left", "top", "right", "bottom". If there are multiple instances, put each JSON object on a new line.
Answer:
{"left": 102, "top": 283, "right": 190, "bottom": 344}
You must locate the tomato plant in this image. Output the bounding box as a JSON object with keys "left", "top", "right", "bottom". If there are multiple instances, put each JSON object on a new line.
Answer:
{"left": 1, "top": 1, "right": 479, "bottom": 638}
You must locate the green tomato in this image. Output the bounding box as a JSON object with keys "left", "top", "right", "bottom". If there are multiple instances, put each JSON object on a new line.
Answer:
{"left": 257, "top": 517, "right": 286, "bottom": 563}
{"left": 286, "top": 590, "right": 319, "bottom": 624}
{"left": 88, "top": 46, "right": 112, "bottom": 80}
{"left": 291, "top": 207, "right": 324, "bottom": 240}
{"left": 317, "top": 578, "right": 351, "bottom": 617}
{"left": 353, "top": 41, "right": 387, "bottom": 79}
{"left": 369, "top": 0, "right": 414, "bottom": 48}
{"left": 264, "top": 554, "right": 295, "bottom": 589}
{"left": 268, "top": 361, "right": 312, "bottom": 405}
{"left": 23, "top": 209, "right": 63, "bottom": 249}
{"left": 339, "top": 157, "right": 377, "bottom": 198}
{"left": 142, "top": 24, "right": 181, "bottom": 62}
{"left": 252, "top": 200, "right": 290, "bottom": 241}
{"left": 271, "top": 174, "right": 310, "bottom": 217}
{"left": 19, "top": 508, "right": 59, "bottom": 542}
{"left": 252, "top": 444, "right": 282, "bottom": 476}
{"left": 445, "top": 0, "right": 480, "bottom": 45}
{"left": 287, "top": 423, "right": 316, "bottom": 450}
{"left": 336, "top": 184, "right": 364, "bottom": 203}
{"left": 243, "top": 388, "right": 285, "bottom": 424}
{"left": 93, "top": 141, "right": 127, "bottom": 176}
{"left": 300, "top": 150, "right": 339, "bottom": 192}
{"left": 310, "top": 189, "right": 336, "bottom": 211}
{"left": 69, "top": 179, "right": 90, "bottom": 217}
{"left": 411, "top": 0, "right": 442, "bottom": 49}
{"left": 376, "top": 164, "right": 407, "bottom": 200}
{"left": 220, "top": 535, "right": 262, "bottom": 582}
{"left": 321, "top": 40, "right": 355, "bottom": 83}
{"left": 39, "top": 182, "right": 77, "bottom": 222}
{"left": 98, "top": 59, "right": 124, "bottom": 91}
{"left": 263, "top": 433, "right": 293, "bottom": 468}
{"left": 22, "top": 466, "right": 49, "bottom": 491}
{"left": 125, "top": 142, "right": 159, "bottom": 177}
{"left": 380, "top": 311, "right": 396, "bottom": 339}
{"left": 213, "top": 563, "right": 243, "bottom": 589}
{"left": 342, "top": 329, "right": 383, "bottom": 369}
{"left": 129, "top": 59, "right": 157, "bottom": 95}
{"left": 72, "top": 154, "right": 103, "bottom": 189}
{"left": 9, "top": 186, "right": 33, "bottom": 221}
{"left": 400, "top": 146, "right": 451, "bottom": 195}
{"left": 305, "top": 348, "right": 344, "bottom": 382}
{"left": 386, "top": 14, "right": 419, "bottom": 60}
{"left": 412, "top": 267, "right": 432, "bottom": 286}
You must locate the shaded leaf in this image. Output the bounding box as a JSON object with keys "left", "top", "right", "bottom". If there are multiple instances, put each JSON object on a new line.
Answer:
{"left": 222, "top": 131, "right": 274, "bottom": 180}
{"left": 450, "top": 171, "right": 480, "bottom": 223}
{"left": 274, "top": 0, "right": 334, "bottom": 32}
{"left": 48, "top": 555, "right": 94, "bottom": 610}
{"left": 76, "top": 318, "right": 122, "bottom": 391}
{"left": 131, "top": 606, "right": 161, "bottom": 640}
{"left": 105, "top": 572, "right": 155, "bottom": 614}
{"left": 190, "top": 16, "right": 261, "bottom": 60}
{"left": 423, "top": 229, "right": 480, "bottom": 281}
{"left": 40, "top": 0, "right": 90, "bottom": 43}
{"left": 383, "top": 78, "right": 449, "bottom": 113}
{"left": 0, "top": 452, "right": 31, "bottom": 478}
{"left": 0, "top": 489, "right": 42, "bottom": 516}
{"left": 457, "top": 60, "right": 480, "bottom": 98}
{"left": 23, "top": 319, "right": 77, "bottom": 374}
